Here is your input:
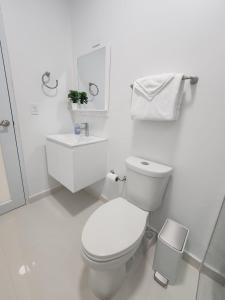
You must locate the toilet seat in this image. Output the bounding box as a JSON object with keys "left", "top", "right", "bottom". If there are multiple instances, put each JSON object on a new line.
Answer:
{"left": 81, "top": 197, "right": 149, "bottom": 262}
{"left": 81, "top": 237, "right": 140, "bottom": 263}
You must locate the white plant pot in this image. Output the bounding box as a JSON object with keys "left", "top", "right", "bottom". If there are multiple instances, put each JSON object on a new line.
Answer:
{"left": 71, "top": 103, "right": 78, "bottom": 111}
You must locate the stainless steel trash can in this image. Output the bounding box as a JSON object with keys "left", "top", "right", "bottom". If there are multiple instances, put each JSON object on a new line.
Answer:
{"left": 153, "top": 218, "right": 189, "bottom": 287}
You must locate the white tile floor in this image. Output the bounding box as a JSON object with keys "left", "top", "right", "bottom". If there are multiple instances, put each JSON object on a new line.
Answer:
{"left": 0, "top": 188, "right": 199, "bottom": 300}
{"left": 197, "top": 273, "right": 225, "bottom": 300}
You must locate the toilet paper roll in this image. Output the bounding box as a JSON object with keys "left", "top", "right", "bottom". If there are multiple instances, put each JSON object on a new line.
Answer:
{"left": 107, "top": 172, "right": 119, "bottom": 182}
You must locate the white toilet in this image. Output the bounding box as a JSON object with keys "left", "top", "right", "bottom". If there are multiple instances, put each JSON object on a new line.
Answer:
{"left": 81, "top": 156, "right": 172, "bottom": 299}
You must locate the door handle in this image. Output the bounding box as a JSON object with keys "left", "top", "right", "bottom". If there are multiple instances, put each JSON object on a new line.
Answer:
{"left": 0, "top": 120, "right": 10, "bottom": 127}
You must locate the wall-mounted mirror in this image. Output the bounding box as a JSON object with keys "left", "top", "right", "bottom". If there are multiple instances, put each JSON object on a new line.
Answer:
{"left": 77, "top": 44, "right": 110, "bottom": 112}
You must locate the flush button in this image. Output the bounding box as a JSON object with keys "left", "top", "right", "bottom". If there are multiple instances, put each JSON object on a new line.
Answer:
{"left": 141, "top": 161, "right": 149, "bottom": 165}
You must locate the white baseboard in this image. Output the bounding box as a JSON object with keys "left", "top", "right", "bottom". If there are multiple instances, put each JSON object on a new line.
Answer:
{"left": 28, "top": 185, "right": 62, "bottom": 204}
{"left": 201, "top": 262, "right": 225, "bottom": 286}
{"left": 183, "top": 251, "right": 201, "bottom": 270}
{"left": 99, "top": 193, "right": 108, "bottom": 202}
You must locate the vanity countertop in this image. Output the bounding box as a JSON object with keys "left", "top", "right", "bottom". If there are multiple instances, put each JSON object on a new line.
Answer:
{"left": 47, "top": 134, "right": 107, "bottom": 148}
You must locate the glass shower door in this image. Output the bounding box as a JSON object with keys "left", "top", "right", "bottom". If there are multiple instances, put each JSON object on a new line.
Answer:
{"left": 0, "top": 41, "right": 25, "bottom": 215}
{"left": 196, "top": 197, "right": 225, "bottom": 300}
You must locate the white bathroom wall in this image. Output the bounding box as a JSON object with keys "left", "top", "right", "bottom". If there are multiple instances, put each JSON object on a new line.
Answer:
{"left": 70, "top": 0, "right": 225, "bottom": 261}
{"left": 0, "top": 0, "right": 74, "bottom": 197}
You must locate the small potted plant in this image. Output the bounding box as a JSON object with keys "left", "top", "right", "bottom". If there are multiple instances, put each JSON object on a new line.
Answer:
{"left": 68, "top": 90, "right": 88, "bottom": 111}
{"left": 79, "top": 91, "right": 88, "bottom": 105}
{"left": 68, "top": 90, "right": 80, "bottom": 111}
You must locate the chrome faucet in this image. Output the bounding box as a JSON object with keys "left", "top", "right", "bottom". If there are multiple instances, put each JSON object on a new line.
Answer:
{"left": 80, "top": 122, "right": 89, "bottom": 136}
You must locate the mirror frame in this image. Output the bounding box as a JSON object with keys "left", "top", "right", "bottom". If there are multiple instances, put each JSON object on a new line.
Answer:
{"left": 76, "top": 43, "right": 111, "bottom": 112}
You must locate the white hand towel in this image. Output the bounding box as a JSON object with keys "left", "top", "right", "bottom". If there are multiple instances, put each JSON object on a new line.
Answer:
{"left": 131, "top": 73, "right": 184, "bottom": 121}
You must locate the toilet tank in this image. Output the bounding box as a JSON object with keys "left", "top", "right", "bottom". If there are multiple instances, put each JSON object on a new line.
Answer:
{"left": 126, "top": 157, "right": 173, "bottom": 212}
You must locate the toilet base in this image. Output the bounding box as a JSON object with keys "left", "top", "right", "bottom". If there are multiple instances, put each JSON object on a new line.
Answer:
{"left": 83, "top": 233, "right": 157, "bottom": 299}
{"left": 89, "top": 265, "right": 126, "bottom": 300}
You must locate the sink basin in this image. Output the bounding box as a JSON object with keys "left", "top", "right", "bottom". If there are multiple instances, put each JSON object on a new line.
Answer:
{"left": 46, "top": 133, "right": 108, "bottom": 193}
{"left": 47, "top": 134, "right": 107, "bottom": 148}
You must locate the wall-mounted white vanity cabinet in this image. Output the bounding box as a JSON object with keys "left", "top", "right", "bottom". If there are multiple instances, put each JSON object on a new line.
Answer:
{"left": 46, "top": 134, "right": 108, "bottom": 193}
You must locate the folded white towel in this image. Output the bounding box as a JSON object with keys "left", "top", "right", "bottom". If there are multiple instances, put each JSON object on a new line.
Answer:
{"left": 131, "top": 73, "right": 184, "bottom": 121}
{"left": 134, "top": 73, "right": 174, "bottom": 101}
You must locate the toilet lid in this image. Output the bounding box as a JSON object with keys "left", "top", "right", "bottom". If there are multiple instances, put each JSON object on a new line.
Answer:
{"left": 81, "top": 197, "right": 148, "bottom": 261}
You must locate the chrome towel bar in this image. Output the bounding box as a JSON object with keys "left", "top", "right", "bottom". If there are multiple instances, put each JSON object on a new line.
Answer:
{"left": 130, "top": 75, "right": 198, "bottom": 89}
{"left": 182, "top": 75, "right": 199, "bottom": 84}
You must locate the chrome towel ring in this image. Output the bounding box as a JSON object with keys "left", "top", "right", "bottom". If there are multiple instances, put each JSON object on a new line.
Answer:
{"left": 42, "top": 71, "right": 58, "bottom": 89}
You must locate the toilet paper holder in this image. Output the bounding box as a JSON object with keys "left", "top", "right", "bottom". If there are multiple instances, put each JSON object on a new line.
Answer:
{"left": 110, "top": 170, "right": 127, "bottom": 182}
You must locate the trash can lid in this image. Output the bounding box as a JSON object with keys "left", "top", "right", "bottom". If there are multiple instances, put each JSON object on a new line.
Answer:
{"left": 158, "top": 219, "right": 189, "bottom": 251}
